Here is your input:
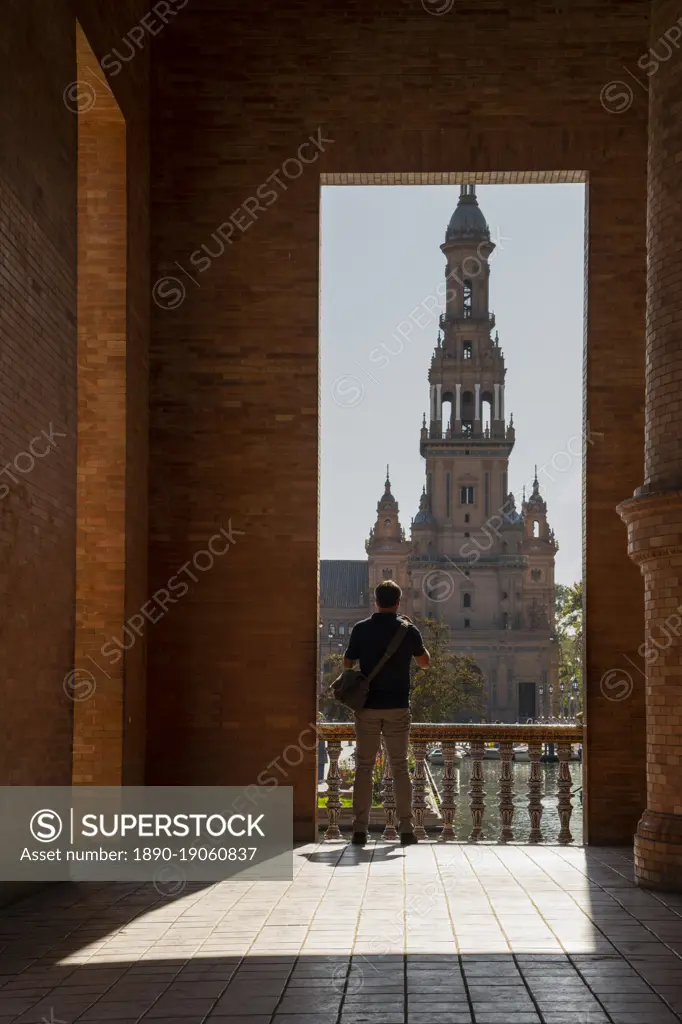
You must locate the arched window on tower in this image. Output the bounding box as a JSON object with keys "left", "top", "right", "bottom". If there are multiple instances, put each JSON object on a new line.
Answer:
{"left": 463, "top": 341, "right": 472, "bottom": 359}
{"left": 463, "top": 279, "right": 473, "bottom": 318}
{"left": 463, "top": 592, "right": 472, "bottom": 608}
{"left": 442, "top": 393, "right": 453, "bottom": 436}
{"left": 481, "top": 391, "right": 493, "bottom": 434}
{"left": 533, "top": 520, "right": 540, "bottom": 538}
{"left": 461, "top": 390, "right": 475, "bottom": 436}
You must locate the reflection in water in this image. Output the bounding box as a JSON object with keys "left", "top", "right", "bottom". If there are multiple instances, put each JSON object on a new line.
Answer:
{"left": 428, "top": 760, "right": 583, "bottom": 844}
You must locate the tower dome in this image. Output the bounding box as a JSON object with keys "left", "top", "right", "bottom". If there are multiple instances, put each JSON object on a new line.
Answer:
{"left": 445, "top": 184, "right": 490, "bottom": 243}
{"left": 413, "top": 487, "right": 436, "bottom": 526}
{"left": 378, "top": 465, "right": 398, "bottom": 511}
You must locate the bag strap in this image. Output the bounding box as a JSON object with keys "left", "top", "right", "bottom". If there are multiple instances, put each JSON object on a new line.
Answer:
{"left": 365, "top": 620, "right": 410, "bottom": 685}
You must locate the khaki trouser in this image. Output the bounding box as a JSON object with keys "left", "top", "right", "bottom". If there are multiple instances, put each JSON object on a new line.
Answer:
{"left": 352, "top": 707, "right": 413, "bottom": 834}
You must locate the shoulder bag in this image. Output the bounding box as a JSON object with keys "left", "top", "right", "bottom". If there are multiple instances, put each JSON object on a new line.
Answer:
{"left": 331, "top": 620, "right": 410, "bottom": 712}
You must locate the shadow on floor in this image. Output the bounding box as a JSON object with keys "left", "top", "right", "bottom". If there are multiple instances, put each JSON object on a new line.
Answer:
{"left": 0, "top": 844, "right": 680, "bottom": 1023}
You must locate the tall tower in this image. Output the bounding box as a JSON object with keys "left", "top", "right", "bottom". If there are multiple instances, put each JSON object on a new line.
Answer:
{"left": 421, "top": 184, "right": 514, "bottom": 546}
{"left": 521, "top": 468, "right": 559, "bottom": 634}
{"left": 407, "top": 185, "right": 558, "bottom": 722}
{"left": 366, "top": 467, "right": 411, "bottom": 612}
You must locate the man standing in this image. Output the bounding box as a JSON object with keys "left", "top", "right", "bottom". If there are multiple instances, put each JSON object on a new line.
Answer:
{"left": 343, "top": 580, "right": 430, "bottom": 846}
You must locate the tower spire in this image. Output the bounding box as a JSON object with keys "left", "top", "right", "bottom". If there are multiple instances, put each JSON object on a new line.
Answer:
{"left": 366, "top": 465, "right": 408, "bottom": 555}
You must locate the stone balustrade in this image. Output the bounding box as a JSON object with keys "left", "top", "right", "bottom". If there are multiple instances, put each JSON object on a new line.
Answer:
{"left": 318, "top": 722, "right": 583, "bottom": 845}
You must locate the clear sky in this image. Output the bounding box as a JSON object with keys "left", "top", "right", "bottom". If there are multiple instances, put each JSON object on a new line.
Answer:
{"left": 320, "top": 184, "right": 585, "bottom": 586}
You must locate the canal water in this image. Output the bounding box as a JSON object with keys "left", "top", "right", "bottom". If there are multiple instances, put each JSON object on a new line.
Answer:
{"left": 428, "top": 759, "right": 584, "bottom": 844}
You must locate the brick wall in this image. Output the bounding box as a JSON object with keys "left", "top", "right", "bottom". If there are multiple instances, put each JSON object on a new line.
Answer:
{"left": 583, "top": 171, "right": 648, "bottom": 844}
{"left": 0, "top": 3, "right": 77, "bottom": 788}
{"left": 0, "top": 172, "right": 76, "bottom": 785}
{"left": 619, "top": 0, "right": 682, "bottom": 890}
{"left": 74, "top": 1, "right": 150, "bottom": 786}
{"left": 148, "top": 0, "right": 650, "bottom": 840}
{"left": 0, "top": 0, "right": 149, "bottom": 796}
{"left": 72, "top": 26, "right": 128, "bottom": 785}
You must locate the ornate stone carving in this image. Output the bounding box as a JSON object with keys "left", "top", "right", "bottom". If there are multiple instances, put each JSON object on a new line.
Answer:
{"left": 438, "top": 741, "right": 457, "bottom": 842}
{"left": 498, "top": 741, "right": 514, "bottom": 842}
{"left": 381, "top": 741, "right": 399, "bottom": 841}
{"left": 557, "top": 742, "right": 573, "bottom": 844}
{"left": 528, "top": 742, "right": 543, "bottom": 843}
{"left": 317, "top": 724, "right": 584, "bottom": 845}
{"left": 411, "top": 740, "right": 428, "bottom": 840}
{"left": 319, "top": 723, "right": 583, "bottom": 745}
{"left": 631, "top": 544, "right": 682, "bottom": 563}
{"left": 618, "top": 489, "right": 682, "bottom": 566}
{"left": 469, "top": 739, "right": 486, "bottom": 841}
{"left": 324, "top": 740, "right": 342, "bottom": 840}
{"left": 528, "top": 598, "right": 547, "bottom": 629}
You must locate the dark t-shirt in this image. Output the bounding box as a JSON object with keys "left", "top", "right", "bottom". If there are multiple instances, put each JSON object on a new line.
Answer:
{"left": 344, "top": 612, "right": 426, "bottom": 709}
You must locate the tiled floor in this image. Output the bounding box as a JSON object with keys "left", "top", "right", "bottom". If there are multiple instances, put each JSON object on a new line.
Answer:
{"left": 1, "top": 843, "right": 682, "bottom": 1023}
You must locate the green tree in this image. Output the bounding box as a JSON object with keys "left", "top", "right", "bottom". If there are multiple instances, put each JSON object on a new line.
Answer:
{"left": 409, "top": 618, "right": 487, "bottom": 722}
{"left": 318, "top": 652, "right": 353, "bottom": 721}
{"left": 554, "top": 581, "right": 583, "bottom": 716}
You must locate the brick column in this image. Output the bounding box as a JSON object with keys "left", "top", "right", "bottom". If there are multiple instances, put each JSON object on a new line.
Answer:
{"left": 73, "top": 25, "right": 127, "bottom": 785}
{"left": 618, "top": 0, "right": 682, "bottom": 891}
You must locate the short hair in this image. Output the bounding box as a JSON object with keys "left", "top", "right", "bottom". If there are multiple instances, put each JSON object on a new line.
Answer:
{"left": 375, "top": 580, "right": 401, "bottom": 608}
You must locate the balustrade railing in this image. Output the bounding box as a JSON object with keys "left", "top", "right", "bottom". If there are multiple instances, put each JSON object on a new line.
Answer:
{"left": 318, "top": 722, "right": 583, "bottom": 845}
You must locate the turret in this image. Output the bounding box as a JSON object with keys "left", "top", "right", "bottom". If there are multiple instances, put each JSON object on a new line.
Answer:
{"left": 425, "top": 185, "right": 508, "bottom": 444}
{"left": 521, "top": 467, "right": 558, "bottom": 631}
{"left": 366, "top": 467, "right": 411, "bottom": 611}
{"left": 366, "top": 467, "right": 404, "bottom": 551}
{"left": 442, "top": 184, "right": 495, "bottom": 324}
{"left": 522, "top": 466, "right": 556, "bottom": 547}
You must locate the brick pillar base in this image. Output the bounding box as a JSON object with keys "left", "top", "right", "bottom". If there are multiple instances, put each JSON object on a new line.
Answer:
{"left": 619, "top": 490, "right": 682, "bottom": 892}
{"left": 634, "top": 811, "right": 682, "bottom": 892}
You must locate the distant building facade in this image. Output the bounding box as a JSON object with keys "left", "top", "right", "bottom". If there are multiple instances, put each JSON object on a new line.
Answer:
{"left": 320, "top": 186, "right": 558, "bottom": 722}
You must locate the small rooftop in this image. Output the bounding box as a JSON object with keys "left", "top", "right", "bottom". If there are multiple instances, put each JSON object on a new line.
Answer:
{"left": 445, "top": 183, "right": 491, "bottom": 243}
{"left": 320, "top": 559, "right": 368, "bottom": 608}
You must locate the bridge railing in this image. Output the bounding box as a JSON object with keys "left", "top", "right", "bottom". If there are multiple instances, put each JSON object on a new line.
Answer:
{"left": 317, "top": 722, "right": 584, "bottom": 844}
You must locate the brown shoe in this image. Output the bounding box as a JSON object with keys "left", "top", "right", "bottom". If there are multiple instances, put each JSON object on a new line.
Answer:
{"left": 351, "top": 832, "right": 367, "bottom": 846}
